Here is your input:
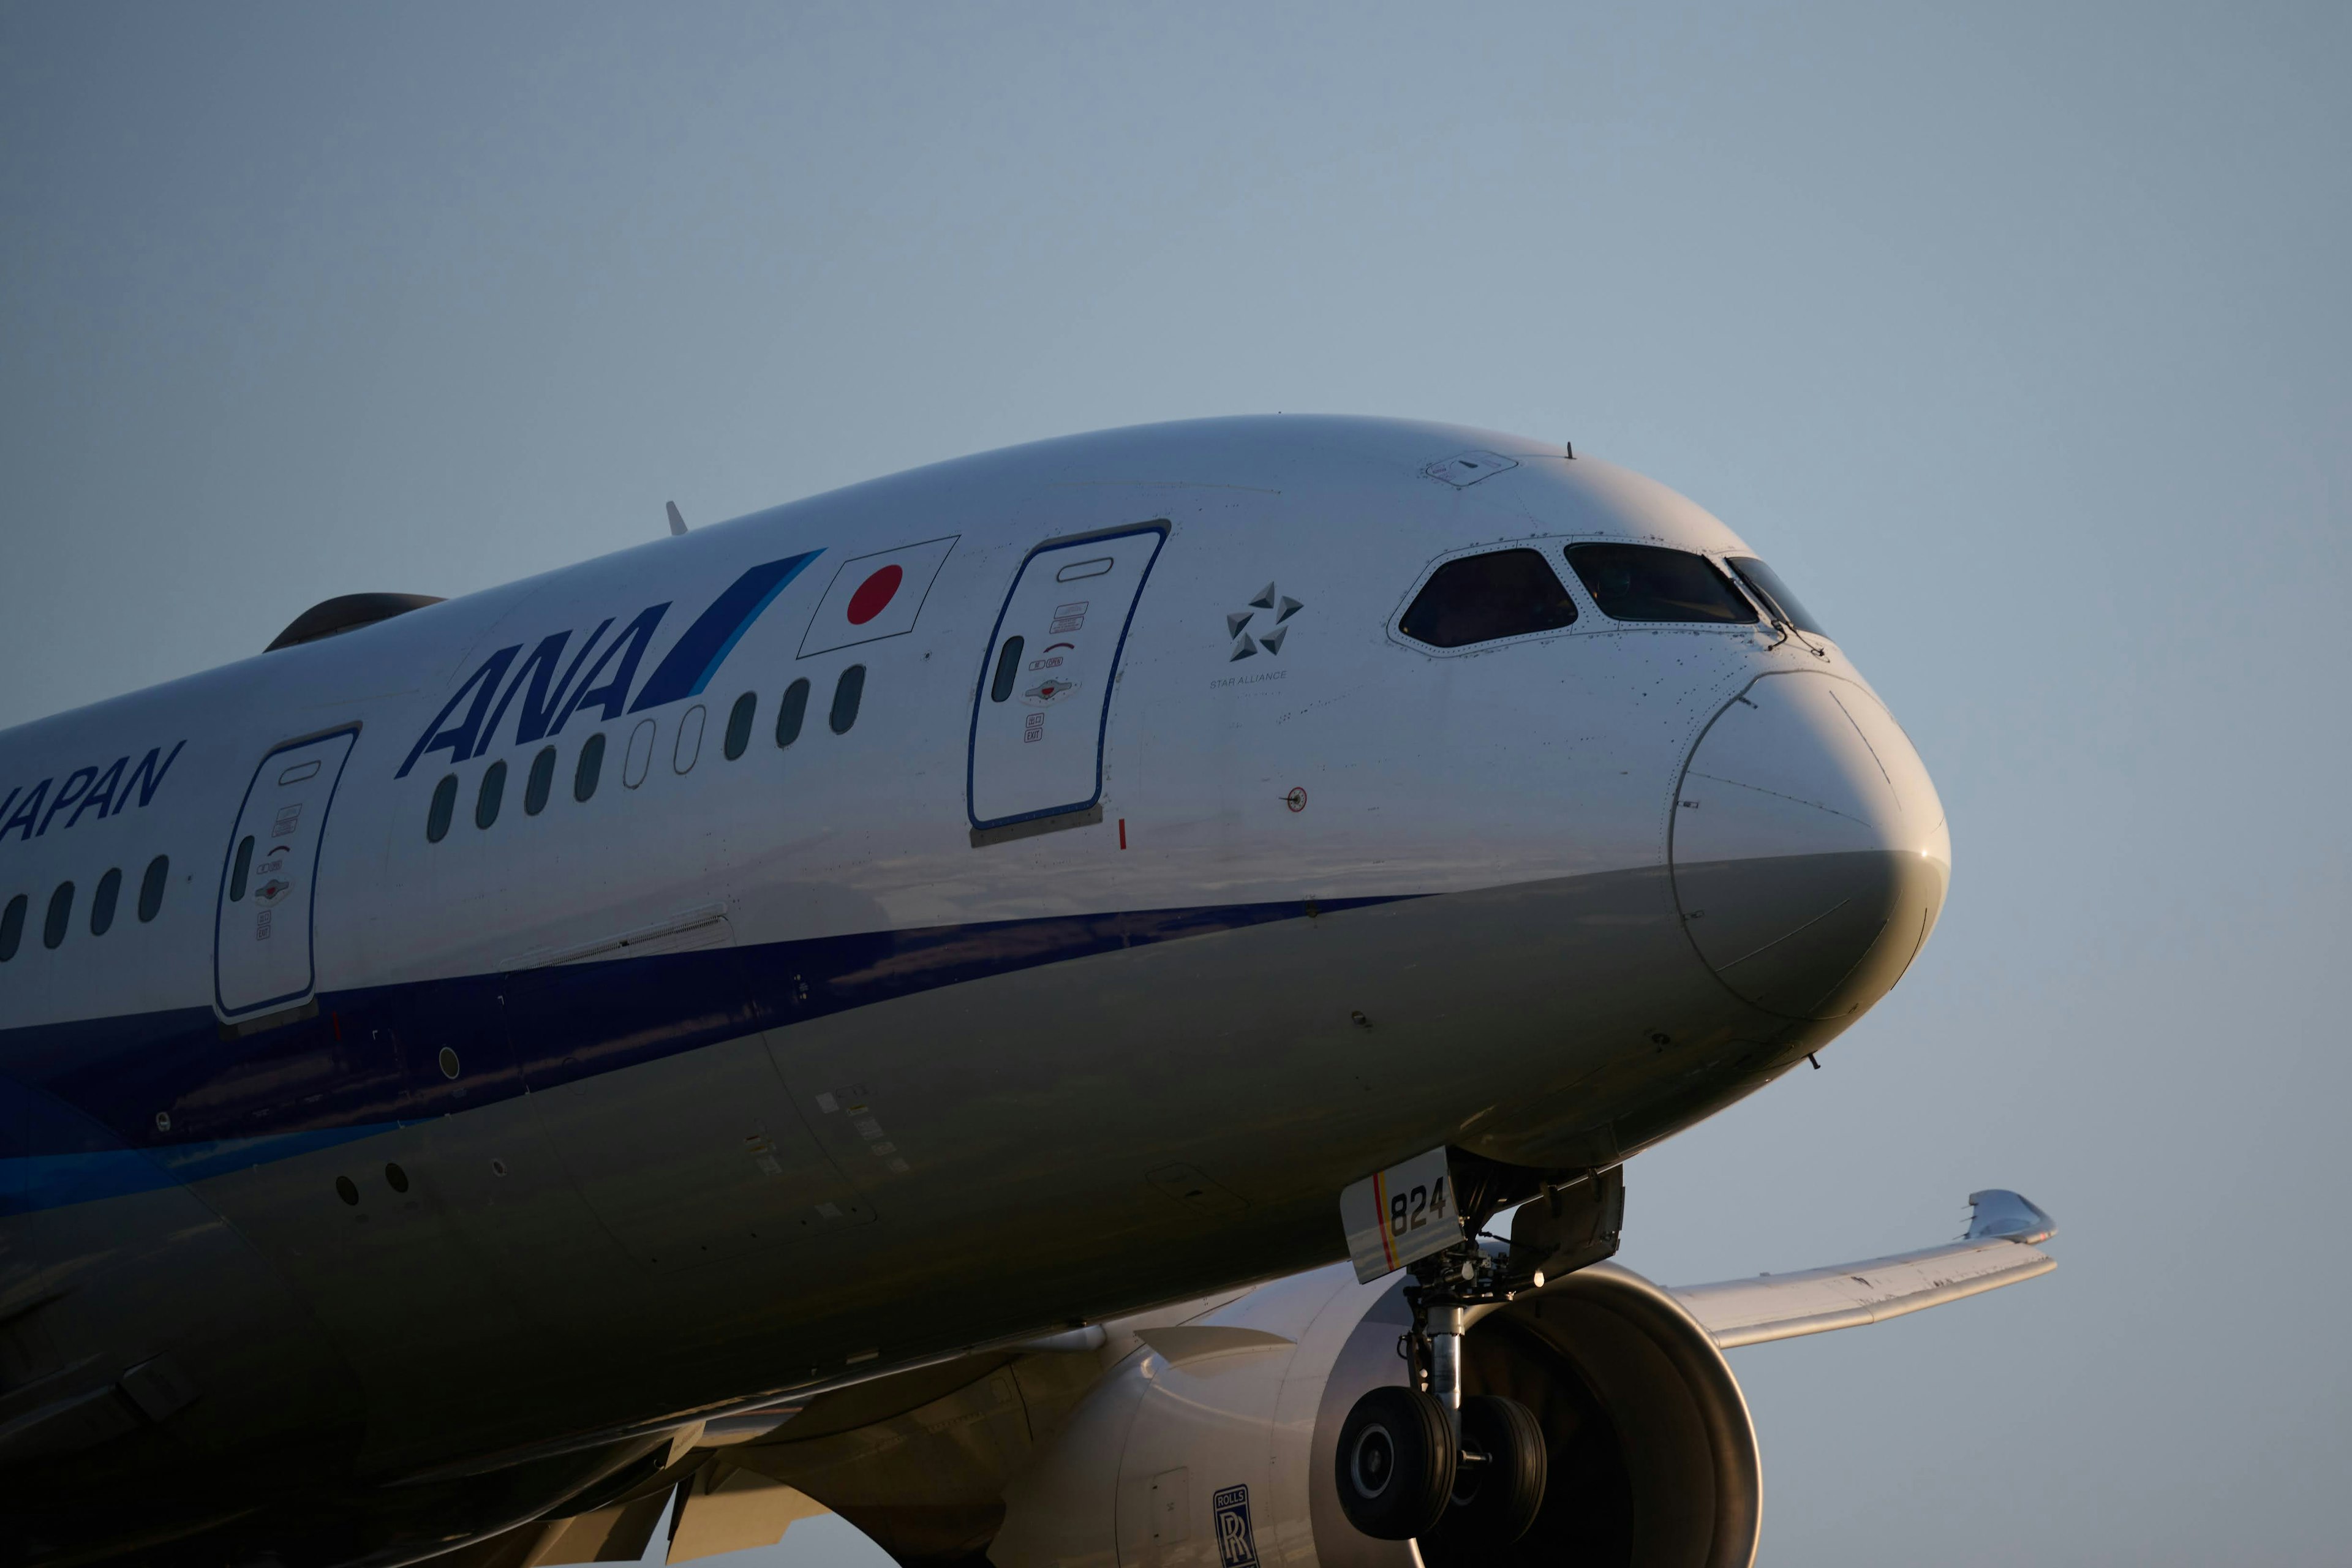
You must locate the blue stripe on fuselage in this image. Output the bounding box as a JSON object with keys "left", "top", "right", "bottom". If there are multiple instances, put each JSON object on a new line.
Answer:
{"left": 0, "top": 894, "right": 1406, "bottom": 1214}
{"left": 628, "top": 552, "right": 820, "bottom": 712}
{"left": 1, "top": 1125, "right": 396, "bottom": 1215}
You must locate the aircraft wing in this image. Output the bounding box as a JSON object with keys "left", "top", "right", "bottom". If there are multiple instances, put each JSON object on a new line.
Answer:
{"left": 1667, "top": 1189, "right": 2056, "bottom": 1349}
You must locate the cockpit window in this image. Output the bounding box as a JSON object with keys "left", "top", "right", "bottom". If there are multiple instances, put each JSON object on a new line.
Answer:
{"left": 1398, "top": 549, "right": 1578, "bottom": 648}
{"left": 1565, "top": 544, "right": 1757, "bottom": 625}
{"left": 1725, "top": 557, "right": 1826, "bottom": 638}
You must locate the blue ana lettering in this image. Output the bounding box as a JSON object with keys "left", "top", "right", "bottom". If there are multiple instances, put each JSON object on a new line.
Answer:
{"left": 398, "top": 604, "right": 664, "bottom": 777}
{"left": 394, "top": 646, "right": 522, "bottom": 779}
{"left": 471, "top": 619, "right": 612, "bottom": 758}
{"left": 550, "top": 604, "right": 669, "bottom": 735}
{"left": 394, "top": 553, "right": 816, "bottom": 778}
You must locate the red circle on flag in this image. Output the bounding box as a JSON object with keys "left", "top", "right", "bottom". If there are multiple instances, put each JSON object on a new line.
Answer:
{"left": 846, "top": 565, "right": 903, "bottom": 625}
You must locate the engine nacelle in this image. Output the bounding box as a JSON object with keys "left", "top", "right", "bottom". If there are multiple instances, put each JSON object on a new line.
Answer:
{"left": 988, "top": 1261, "right": 1760, "bottom": 1568}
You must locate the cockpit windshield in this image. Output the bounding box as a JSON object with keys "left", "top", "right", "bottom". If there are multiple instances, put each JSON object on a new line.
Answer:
{"left": 1565, "top": 544, "right": 1757, "bottom": 625}
{"left": 1398, "top": 549, "right": 1578, "bottom": 647}
{"left": 1725, "top": 557, "right": 1826, "bottom": 638}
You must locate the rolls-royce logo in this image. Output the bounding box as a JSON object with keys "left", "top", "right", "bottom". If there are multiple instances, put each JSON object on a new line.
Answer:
{"left": 1213, "top": 1485, "right": 1260, "bottom": 1568}
{"left": 1225, "top": 582, "right": 1303, "bottom": 661}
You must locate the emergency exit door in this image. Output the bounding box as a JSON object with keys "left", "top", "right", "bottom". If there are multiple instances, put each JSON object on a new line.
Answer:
{"left": 214, "top": 726, "right": 359, "bottom": 1020}
{"left": 968, "top": 523, "right": 1167, "bottom": 832}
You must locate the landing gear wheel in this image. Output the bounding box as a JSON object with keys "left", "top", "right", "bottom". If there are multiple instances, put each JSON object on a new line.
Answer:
{"left": 1438, "top": 1394, "right": 1547, "bottom": 1547}
{"left": 1334, "top": 1385, "right": 1457, "bottom": 1539}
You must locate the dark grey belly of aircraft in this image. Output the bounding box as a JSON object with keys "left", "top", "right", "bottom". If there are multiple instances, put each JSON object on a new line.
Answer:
{"left": 5, "top": 840, "right": 1935, "bottom": 1566}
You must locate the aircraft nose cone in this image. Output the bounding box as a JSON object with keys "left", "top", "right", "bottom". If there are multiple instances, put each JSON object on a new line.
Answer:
{"left": 1670, "top": 673, "right": 1950, "bottom": 1020}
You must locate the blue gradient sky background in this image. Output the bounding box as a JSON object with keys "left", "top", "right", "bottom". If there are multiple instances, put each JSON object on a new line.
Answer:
{"left": 4, "top": 4, "right": 2348, "bottom": 1564}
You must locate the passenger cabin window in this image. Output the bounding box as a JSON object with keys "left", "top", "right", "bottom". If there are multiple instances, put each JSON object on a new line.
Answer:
{"left": 1565, "top": 543, "right": 1757, "bottom": 625}
{"left": 1727, "top": 556, "right": 1827, "bottom": 638}
{"left": 1398, "top": 549, "right": 1578, "bottom": 648}
{"left": 775, "top": 679, "right": 810, "bottom": 748}
{"left": 830, "top": 666, "right": 865, "bottom": 734}
{"left": 0, "top": 894, "right": 24, "bottom": 961}
{"left": 426, "top": 777, "right": 457, "bottom": 843}
{"left": 43, "top": 883, "right": 74, "bottom": 950}
{"left": 475, "top": 761, "right": 507, "bottom": 829}
{"left": 725, "top": 693, "right": 756, "bottom": 760}
{"left": 230, "top": 834, "right": 257, "bottom": 897}
{"left": 574, "top": 733, "right": 605, "bottom": 802}
{"left": 90, "top": 868, "right": 121, "bottom": 937}
{"left": 673, "top": 706, "right": 705, "bottom": 774}
{"left": 524, "top": 747, "right": 556, "bottom": 815}
{"left": 622, "top": 719, "right": 655, "bottom": 788}
{"left": 138, "top": 856, "right": 169, "bottom": 922}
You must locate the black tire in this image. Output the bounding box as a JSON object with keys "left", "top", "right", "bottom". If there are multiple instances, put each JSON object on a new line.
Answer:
{"left": 1333, "top": 1384, "right": 1457, "bottom": 1540}
{"left": 1437, "top": 1393, "right": 1547, "bottom": 1548}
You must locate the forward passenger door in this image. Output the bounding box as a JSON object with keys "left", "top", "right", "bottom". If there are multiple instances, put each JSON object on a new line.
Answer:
{"left": 213, "top": 726, "right": 360, "bottom": 1023}
{"left": 967, "top": 523, "right": 1168, "bottom": 835}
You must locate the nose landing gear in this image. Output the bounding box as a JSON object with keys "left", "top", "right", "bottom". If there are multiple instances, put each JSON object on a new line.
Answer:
{"left": 1333, "top": 1163, "right": 1623, "bottom": 1546}
{"left": 1333, "top": 1240, "right": 1547, "bottom": 1543}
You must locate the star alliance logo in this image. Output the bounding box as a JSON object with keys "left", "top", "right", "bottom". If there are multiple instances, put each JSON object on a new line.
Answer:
{"left": 1226, "top": 582, "right": 1303, "bottom": 661}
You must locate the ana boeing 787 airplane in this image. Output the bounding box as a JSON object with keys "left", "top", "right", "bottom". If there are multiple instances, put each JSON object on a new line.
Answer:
{"left": 0, "top": 416, "right": 2051, "bottom": 1568}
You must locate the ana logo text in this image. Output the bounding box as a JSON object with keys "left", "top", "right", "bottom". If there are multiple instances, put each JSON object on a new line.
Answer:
{"left": 396, "top": 554, "right": 818, "bottom": 779}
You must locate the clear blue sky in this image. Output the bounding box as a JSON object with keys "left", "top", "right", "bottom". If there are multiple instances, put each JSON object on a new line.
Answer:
{"left": 4, "top": 4, "right": 2347, "bottom": 1564}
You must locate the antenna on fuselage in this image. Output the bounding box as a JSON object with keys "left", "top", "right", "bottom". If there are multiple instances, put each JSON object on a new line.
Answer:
{"left": 666, "top": 500, "right": 688, "bottom": 537}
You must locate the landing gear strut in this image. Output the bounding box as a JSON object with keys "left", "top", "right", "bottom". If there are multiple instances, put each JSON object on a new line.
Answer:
{"left": 1335, "top": 1219, "right": 1553, "bottom": 1542}
{"left": 1333, "top": 1158, "right": 1624, "bottom": 1542}
{"left": 1336, "top": 1166, "right": 1627, "bottom": 1542}
{"left": 1333, "top": 1234, "right": 1548, "bottom": 1542}
{"left": 1397, "top": 1239, "right": 1547, "bottom": 1548}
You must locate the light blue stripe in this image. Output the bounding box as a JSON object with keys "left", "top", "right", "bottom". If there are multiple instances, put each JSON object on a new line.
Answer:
{"left": 1, "top": 1122, "right": 397, "bottom": 1215}
{"left": 688, "top": 552, "right": 819, "bottom": 698}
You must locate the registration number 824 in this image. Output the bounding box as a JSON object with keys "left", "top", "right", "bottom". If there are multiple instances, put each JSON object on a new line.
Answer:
{"left": 1389, "top": 1176, "right": 1450, "bottom": 1237}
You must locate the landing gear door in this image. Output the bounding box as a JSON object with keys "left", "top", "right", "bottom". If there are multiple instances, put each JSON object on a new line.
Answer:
{"left": 214, "top": 726, "right": 360, "bottom": 1022}
{"left": 968, "top": 523, "right": 1167, "bottom": 834}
